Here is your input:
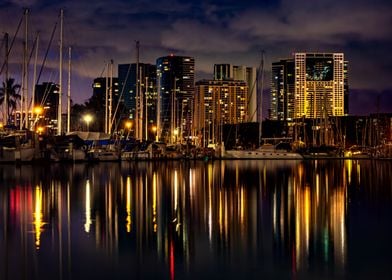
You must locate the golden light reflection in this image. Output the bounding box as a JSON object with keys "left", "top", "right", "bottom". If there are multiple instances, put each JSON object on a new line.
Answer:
{"left": 346, "top": 159, "right": 353, "bottom": 184}
{"left": 126, "top": 176, "right": 132, "bottom": 233}
{"left": 153, "top": 173, "right": 157, "bottom": 233}
{"left": 32, "top": 185, "right": 45, "bottom": 249}
{"left": 84, "top": 180, "right": 92, "bottom": 233}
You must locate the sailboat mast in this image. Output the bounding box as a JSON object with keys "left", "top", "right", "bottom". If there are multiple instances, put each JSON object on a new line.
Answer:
{"left": 57, "top": 9, "right": 63, "bottom": 135}
{"left": 67, "top": 46, "right": 71, "bottom": 133}
{"left": 20, "top": 9, "right": 28, "bottom": 130}
{"left": 135, "top": 41, "right": 140, "bottom": 140}
{"left": 105, "top": 63, "right": 108, "bottom": 133}
{"left": 31, "top": 33, "right": 39, "bottom": 128}
{"left": 4, "top": 33, "right": 9, "bottom": 124}
{"left": 108, "top": 59, "right": 113, "bottom": 134}
{"left": 258, "top": 50, "right": 265, "bottom": 146}
{"left": 145, "top": 76, "right": 148, "bottom": 140}
{"left": 24, "top": 9, "right": 29, "bottom": 129}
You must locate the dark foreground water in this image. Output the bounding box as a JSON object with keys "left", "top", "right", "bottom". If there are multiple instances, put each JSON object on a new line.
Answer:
{"left": 0, "top": 160, "right": 391, "bottom": 280}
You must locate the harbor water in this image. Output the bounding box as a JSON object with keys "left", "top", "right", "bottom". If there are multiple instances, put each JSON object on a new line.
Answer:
{"left": 0, "top": 160, "right": 391, "bottom": 279}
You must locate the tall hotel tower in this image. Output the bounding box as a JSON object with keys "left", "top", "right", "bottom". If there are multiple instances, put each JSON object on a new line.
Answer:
{"left": 270, "top": 53, "right": 348, "bottom": 120}
{"left": 156, "top": 55, "right": 195, "bottom": 143}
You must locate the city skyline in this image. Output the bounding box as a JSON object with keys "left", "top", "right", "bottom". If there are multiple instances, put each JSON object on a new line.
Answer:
{"left": 1, "top": 0, "right": 391, "bottom": 116}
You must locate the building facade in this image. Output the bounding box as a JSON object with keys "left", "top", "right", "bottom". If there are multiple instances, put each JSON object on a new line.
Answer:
{"left": 118, "top": 63, "right": 157, "bottom": 139}
{"left": 194, "top": 80, "right": 248, "bottom": 146}
{"left": 270, "top": 53, "right": 349, "bottom": 121}
{"left": 156, "top": 55, "right": 195, "bottom": 143}
{"left": 214, "top": 64, "right": 258, "bottom": 122}
{"left": 34, "top": 82, "right": 59, "bottom": 133}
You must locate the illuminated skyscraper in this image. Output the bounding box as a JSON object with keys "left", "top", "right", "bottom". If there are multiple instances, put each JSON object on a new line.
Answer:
{"left": 156, "top": 55, "right": 195, "bottom": 143}
{"left": 194, "top": 80, "right": 248, "bottom": 146}
{"left": 214, "top": 64, "right": 258, "bottom": 122}
{"left": 270, "top": 59, "right": 295, "bottom": 121}
{"left": 118, "top": 63, "right": 157, "bottom": 120}
{"left": 294, "top": 53, "right": 346, "bottom": 118}
{"left": 270, "top": 53, "right": 349, "bottom": 120}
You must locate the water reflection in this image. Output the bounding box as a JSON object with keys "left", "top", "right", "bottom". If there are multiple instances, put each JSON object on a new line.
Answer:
{"left": 0, "top": 160, "right": 391, "bottom": 279}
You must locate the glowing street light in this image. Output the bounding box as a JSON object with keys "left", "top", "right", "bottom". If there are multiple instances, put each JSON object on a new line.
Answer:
{"left": 83, "top": 114, "right": 93, "bottom": 132}
{"left": 33, "top": 106, "right": 43, "bottom": 115}
{"left": 152, "top": 125, "right": 157, "bottom": 142}
{"left": 124, "top": 120, "right": 133, "bottom": 139}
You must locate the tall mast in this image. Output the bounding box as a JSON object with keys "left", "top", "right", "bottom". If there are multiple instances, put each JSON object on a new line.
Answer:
{"left": 156, "top": 71, "right": 161, "bottom": 141}
{"left": 20, "top": 9, "right": 28, "bottom": 129}
{"left": 145, "top": 76, "right": 148, "bottom": 140}
{"left": 4, "top": 33, "right": 9, "bottom": 124}
{"left": 105, "top": 63, "right": 108, "bottom": 133}
{"left": 24, "top": 9, "right": 29, "bottom": 129}
{"left": 67, "top": 46, "right": 71, "bottom": 133}
{"left": 31, "top": 32, "right": 39, "bottom": 130}
{"left": 139, "top": 64, "right": 143, "bottom": 140}
{"left": 258, "top": 50, "right": 265, "bottom": 146}
{"left": 108, "top": 59, "right": 113, "bottom": 134}
{"left": 57, "top": 9, "right": 63, "bottom": 135}
{"left": 135, "top": 41, "right": 140, "bottom": 140}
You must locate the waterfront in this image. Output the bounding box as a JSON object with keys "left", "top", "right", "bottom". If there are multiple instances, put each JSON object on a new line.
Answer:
{"left": 0, "top": 160, "right": 391, "bottom": 279}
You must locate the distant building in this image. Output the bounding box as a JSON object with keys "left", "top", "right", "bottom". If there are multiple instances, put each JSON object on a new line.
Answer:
{"left": 270, "top": 53, "right": 349, "bottom": 120}
{"left": 194, "top": 79, "right": 248, "bottom": 146}
{"left": 92, "top": 77, "right": 120, "bottom": 132}
{"left": 118, "top": 63, "right": 157, "bottom": 119}
{"left": 34, "top": 82, "right": 59, "bottom": 133}
{"left": 156, "top": 55, "right": 195, "bottom": 143}
{"left": 270, "top": 59, "right": 295, "bottom": 121}
{"left": 214, "top": 64, "right": 258, "bottom": 122}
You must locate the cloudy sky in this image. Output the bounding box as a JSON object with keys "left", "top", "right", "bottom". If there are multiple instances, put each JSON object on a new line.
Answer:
{"left": 1, "top": 0, "right": 391, "bottom": 115}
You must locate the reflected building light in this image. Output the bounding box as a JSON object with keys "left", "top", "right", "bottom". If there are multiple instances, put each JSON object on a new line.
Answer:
{"left": 126, "top": 176, "right": 132, "bottom": 233}
{"left": 273, "top": 191, "right": 277, "bottom": 236}
{"left": 33, "top": 185, "right": 45, "bottom": 249}
{"left": 219, "top": 190, "right": 223, "bottom": 235}
{"left": 240, "top": 187, "right": 245, "bottom": 226}
{"left": 357, "top": 162, "right": 361, "bottom": 185}
{"left": 346, "top": 159, "right": 353, "bottom": 184}
{"left": 304, "top": 187, "right": 310, "bottom": 259}
{"left": 316, "top": 174, "right": 320, "bottom": 206}
{"left": 280, "top": 187, "right": 285, "bottom": 242}
{"left": 208, "top": 174, "right": 213, "bottom": 244}
{"left": 174, "top": 170, "right": 178, "bottom": 213}
{"left": 84, "top": 180, "right": 92, "bottom": 233}
{"left": 189, "top": 168, "right": 195, "bottom": 206}
{"left": 331, "top": 188, "right": 346, "bottom": 269}
{"left": 153, "top": 173, "right": 157, "bottom": 233}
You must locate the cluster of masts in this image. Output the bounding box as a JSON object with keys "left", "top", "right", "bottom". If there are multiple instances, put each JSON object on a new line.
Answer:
{"left": 1, "top": 9, "right": 71, "bottom": 135}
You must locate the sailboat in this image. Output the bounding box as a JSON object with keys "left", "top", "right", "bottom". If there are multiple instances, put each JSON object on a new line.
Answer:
{"left": 222, "top": 52, "right": 302, "bottom": 160}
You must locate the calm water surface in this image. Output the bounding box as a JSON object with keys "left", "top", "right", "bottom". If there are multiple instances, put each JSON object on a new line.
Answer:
{"left": 0, "top": 160, "right": 391, "bottom": 280}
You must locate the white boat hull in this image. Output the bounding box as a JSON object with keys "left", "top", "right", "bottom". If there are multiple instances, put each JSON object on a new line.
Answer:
{"left": 224, "top": 149, "right": 303, "bottom": 159}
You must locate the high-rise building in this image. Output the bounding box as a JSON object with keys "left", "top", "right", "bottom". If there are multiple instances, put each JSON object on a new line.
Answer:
{"left": 194, "top": 80, "right": 248, "bottom": 146}
{"left": 156, "top": 55, "right": 195, "bottom": 143}
{"left": 118, "top": 63, "right": 157, "bottom": 118}
{"left": 92, "top": 77, "right": 120, "bottom": 132}
{"left": 118, "top": 63, "right": 157, "bottom": 140}
{"left": 270, "top": 59, "right": 295, "bottom": 121}
{"left": 214, "top": 64, "right": 257, "bottom": 122}
{"left": 34, "top": 82, "right": 59, "bottom": 132}
{"left": 270, "top": 53, "right": 349, "bottom": 120}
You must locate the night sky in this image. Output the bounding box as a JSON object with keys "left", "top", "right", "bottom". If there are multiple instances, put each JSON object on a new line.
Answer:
{"left": 1, "top": 0, "right": 391, "bottom": 116}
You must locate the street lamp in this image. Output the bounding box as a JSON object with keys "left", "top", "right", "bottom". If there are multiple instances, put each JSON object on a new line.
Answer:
{"left": 152, "top": 125, "right": 157, "bottom": 142}
{"left": 124, "top": 120, "right": 133, "bottom": 139}
{"left": 83, "top": 114, "right": 93, "bottom": 132}
{"left": 173, "top": 128, "right": 179, "bottom": 144}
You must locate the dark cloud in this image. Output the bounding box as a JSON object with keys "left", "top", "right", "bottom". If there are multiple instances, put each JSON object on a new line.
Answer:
{"left": 0, "top": 0, "right": 391, "bottom": 114}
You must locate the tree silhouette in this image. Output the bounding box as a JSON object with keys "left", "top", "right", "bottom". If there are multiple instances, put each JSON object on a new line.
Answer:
{"left": 0, "top": 78, "right": 21, "bottom": 124}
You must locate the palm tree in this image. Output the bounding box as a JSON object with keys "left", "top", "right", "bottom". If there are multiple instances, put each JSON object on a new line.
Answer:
{"left": 0, "top": 78, "right": 21, "bottom": 124}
